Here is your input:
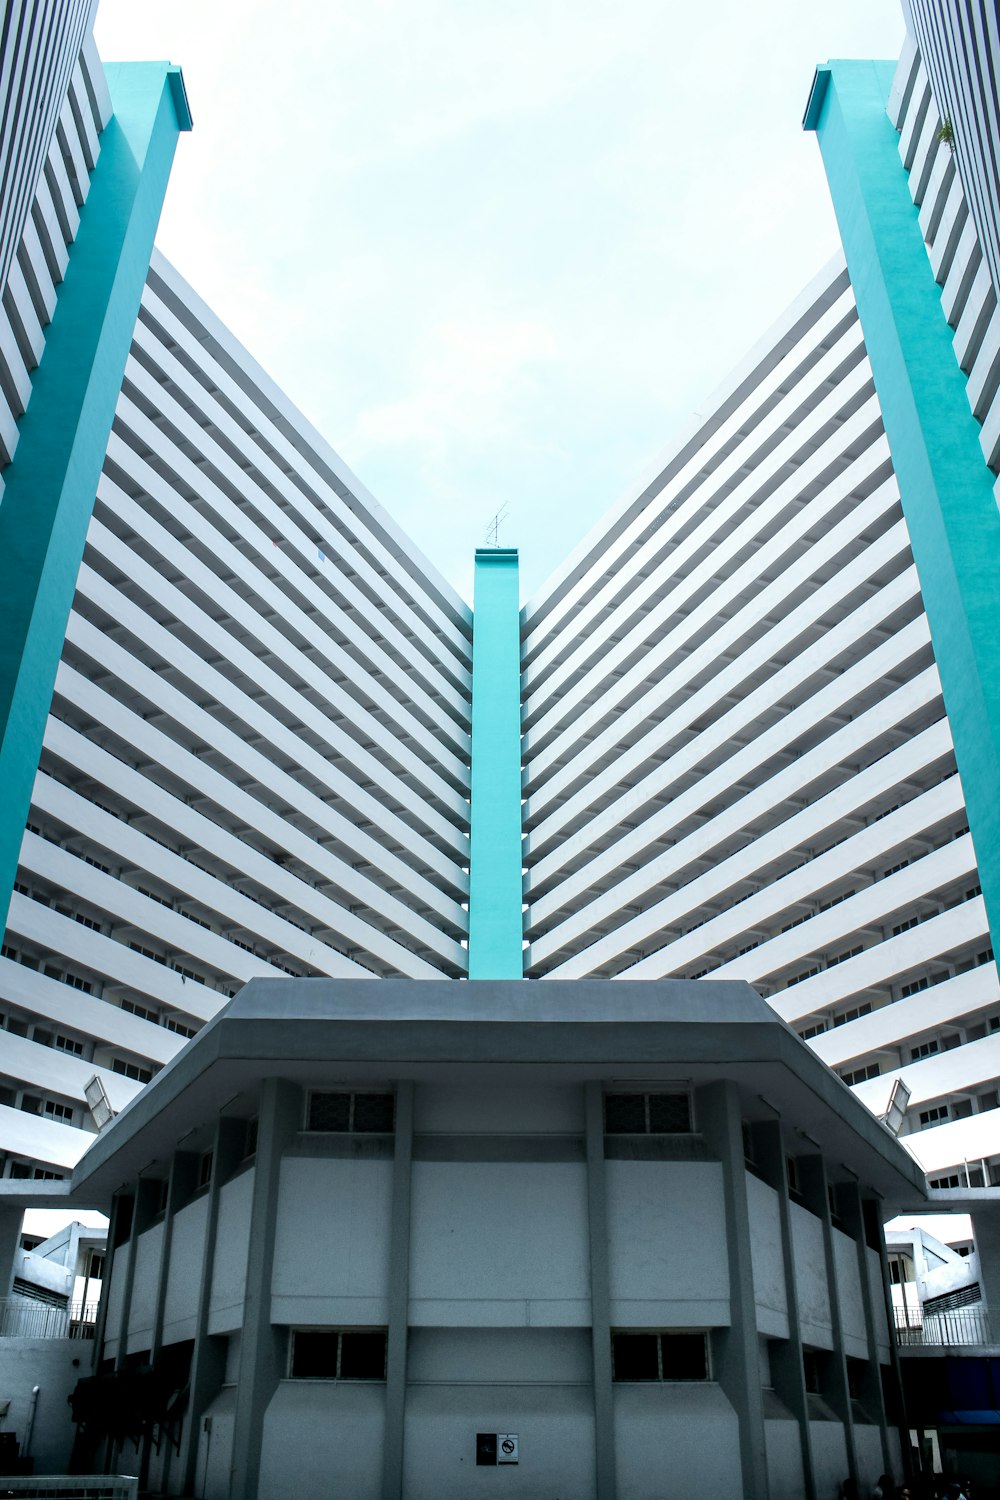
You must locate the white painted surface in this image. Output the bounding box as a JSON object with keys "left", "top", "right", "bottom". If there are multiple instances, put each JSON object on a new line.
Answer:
{"left": 791, "top": 1202, "right": 833, "bottom": 1349}
{"left": 747, "top": 1172, "right": 789, "bottom": 1337}
{"left": 605, "top": 1161, "right": 730, "bottom": 1325}
{"left": 208, "top": 1169, "right": 253, "bottom": 1334}
{"left": 258, "top": 1381, "right": 385, "bottom": 1500}
{"left": 162, "top": 1193, "right": 209, "bottom": 1344}
{"left": 613, "top": 1383, "right": 741, "bottom": 1500}
{"left": 272, "top": 1155, "right": 392, "bottom": 1325}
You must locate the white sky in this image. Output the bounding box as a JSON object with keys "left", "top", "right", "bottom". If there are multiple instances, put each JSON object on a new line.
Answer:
{"left": 94, "top": 1, "right": 906, "bottom": 603}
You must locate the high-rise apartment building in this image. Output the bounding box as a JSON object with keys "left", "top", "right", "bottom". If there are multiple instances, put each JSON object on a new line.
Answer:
{"left": 0, "top": 3, "right": 998, "bottom": 1205}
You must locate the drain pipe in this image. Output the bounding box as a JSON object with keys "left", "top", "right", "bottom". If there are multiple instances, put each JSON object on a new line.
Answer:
{"left": 22, "top": 1386, "right": 39, "bottom": 1457}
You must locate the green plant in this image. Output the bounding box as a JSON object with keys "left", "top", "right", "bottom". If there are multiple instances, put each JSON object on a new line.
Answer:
{"left": 937, "top": 116, "right": 955, "bottom": 149}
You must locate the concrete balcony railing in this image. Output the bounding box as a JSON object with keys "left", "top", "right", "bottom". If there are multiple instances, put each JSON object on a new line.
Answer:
{"left": 0, "top": 1297, "right": 98, "bottom": 1340}
{"left": 895, "top": 1304, "right": 998, "bottom": 1347}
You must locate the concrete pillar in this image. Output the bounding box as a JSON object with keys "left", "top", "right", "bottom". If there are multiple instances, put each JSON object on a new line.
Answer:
{"left": 113, "top": 1175, "right": 164, "bottom": 1373}
{"left": 382, "top": 1081, "right": 414, "bottom": 1500}
{"left": 864, "top": 1198, "right": 912, "bottom": 1482}
{"left": 836, "top": 1181, "right": 893, "bottom": 1477}
{"left": 229, "top": 1078, "right": 300, "bottom": 1500}
{"left": 0, "top": 1203, "right": 23, "bottom": 1299}
{"left": 698, "top": 1081, "right": 769, "bottom": 1500}
{"left": 178, "top": 1116, "right": 245, "bottom": 1497}
{"left": 753, "top": 1120, "right": 817, "bottom": 1500}
{"left": 798, "top": 1154, "right": 858, "bottom": 1492}
{"left": 138, "top": 1149, "right": 197, "bottom": 1490}
{"left": 584, "top": 1081, "right": 615, "bottom": 1500}
{"left": 971, "top": 1204, "right": 1000, "bottom": 1318}
{"left": 93, "top": 1191, "right": 133, "bottom": 1370}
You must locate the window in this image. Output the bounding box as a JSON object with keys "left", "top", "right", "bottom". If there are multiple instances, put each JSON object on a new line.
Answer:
{"left": 54, "top": 1034, "right": 84, "bottom": 1056}
{"left": 798, "top": 1021, "right": 826, "bottom": 1040}
{"left": 289, "top": 1328, "right": 387, "bottom": 1380}
{"left": 243, "top": 1117, "right": 259, "bottom": 1158}
{"left": 603, "top": 1093, "right": 691, "bottom": 1134}
{"left": 43, "top": 1100, "right": 74, "bottom": 1123}
{"left": 611, "top": 1331, "right": 708, "bottom": 1382}
{"left": 197, "top": 1150, "right": 213, "bottom": 1189}
{"left": 841, "top": 1063, "right": 880, "bottom": 1086}
{"left": 165, "top": 1016, "right": 198, "bottom": 1038}
{"left": 113, "top": 1058, "right": 153, "bottom": 1084}
{"left": 929, "top": 1172, "right": 962, "bottom": 1189}
{"left": 911, "top": 1040, "right": 939, "bottom": 1061}
{"left": 306, "top": 1091, "right": 394, "bottom": 1133}
{"left": 121, "top": 998, "right": 159, "bottom": 1024}
{"left": 832, "top": 1002, "right": 871, "bottom": 1028}
{"left": 918, "top": 1105, "right": 949, "bottom": 1127}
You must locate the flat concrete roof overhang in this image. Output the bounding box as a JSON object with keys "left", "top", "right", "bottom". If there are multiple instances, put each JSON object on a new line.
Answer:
{"left": 15, "top": 979, "right": 930, "bottom": 1212}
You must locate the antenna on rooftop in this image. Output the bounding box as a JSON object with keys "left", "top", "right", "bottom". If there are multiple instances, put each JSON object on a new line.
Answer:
{"left": 483, "top": 503, "right": 509, "bottom": 549}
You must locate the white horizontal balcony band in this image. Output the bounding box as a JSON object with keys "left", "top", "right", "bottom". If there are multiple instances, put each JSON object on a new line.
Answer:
{"left": 952, "top": 258, "right": 995, "bottom": 371}
{"left": 107, "top": 402, "right": 471, "bottom": 778}
{"left": 119, "top": 352, "right": 470, "bottom": 723}
{"left": 898, "top": 69, "right": 931, "bottom": 170}
{"left": 28, "top": 768, "right": 375, "bottom": 984}
{"left": 965, "top": 303, "right": 1000, "bottom": 418}
{"left": 917, "top": 139, "right": 954, "bottom": 242}
{"left": 6, "top": 893, "right": 224, "bottom": 1019}
{"left": 0, "top": 1030, "right": 141, "bottom": 1110}
{"left": 940, "top": 217, "right": 981, "bottom": 326}
{"left": 525, "top": 538, "right": 919, "bottom": 875}
{"left": 809, "top": 961, "right": 999, "bottom": 1069}
{"left": 523, "top": 310, "right": 870, "bottom": 689}
{"left": 6, "top": 257, "right": 46, "bottom": 365}
{"left": 524, "top": 427, "right": 896, "bottom": 791}
{"left": 887, "top": 32, "right": 920, "bottom": 129}
{"left": 527, "top": 625, "right": 939, "bottom": 939}
{"left": 39, "top": 714, "right": 451, "bottom": 979}
{"left": 861, "top": 1034, "right": 1000, "bottom": 1111}
{"left": 65, "top": 585, "right": 467, "bottom": 919}
{"left": 884, "top": 1106, "right": 1000, "bottom": 1175}
{"left": 521, "top": 260, "right": 854, "bottom": 648}
{"left": 642, "top": 784, "right": 971, "bottom": 988}
{"left": 0, "top": 1102, "right": 90, "bottom": 1170}
{"left": 17, "top": 831, "right": 287, "bottom": 987}
{"left": 124, "top": 321, "right": 471, "bottom": 697}
{"left": 524, "top": 370, "right": 884, "bottom": 747}
{"left": 52, "top": 652, "right": 465, "bottom": 967}
{"left": 0, "top": 956, "right": 185, "bottom": 1064}
{"left": 772, "top": 876, "right": 985, "bottom": 1021}
{"left": 928, "top": 175, "right": 968, "bottom": 283}
{"left": 75, "top": 543, "right": 467, "bottom": 882}
{"left": 534, "top": 697, "right": 950, "bottom": 976}
{"left": 89, "top": 483, "right": 469, "bottom": 838}
{"left": 907, "top": 93, "right": 944, "bottom": 207}
{"left": 95, "top": 459, "right": 470, "bottom": 816}
{"left": 143, "top": 255, "right": 472, "bottom": 648}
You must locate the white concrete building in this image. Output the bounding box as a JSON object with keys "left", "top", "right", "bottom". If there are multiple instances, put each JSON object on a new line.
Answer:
{"left": 52, "top": 978, "right": 928, "bottom": 1500}
{"left": 0, "top": 0, "right": 997, "bottom": 1223}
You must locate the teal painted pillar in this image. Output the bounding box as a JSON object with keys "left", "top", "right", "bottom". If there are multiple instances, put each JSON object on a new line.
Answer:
{"left": 0, "top": 63, "right": 191, "bottom": 933}
{"left": 468, "top": 547, "right": 523, "bottom": 978}
{"left": 805, "top": 60, "right": 1000, "bottom": 948}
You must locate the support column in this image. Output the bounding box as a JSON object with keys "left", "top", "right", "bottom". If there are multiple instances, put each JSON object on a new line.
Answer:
{"left": 799, "top": 1155, "right": 858, "bottom": 1491}
{"left": 865, "top": 1198, "right": 912, "bottom": 1481}
{"left": 468, "top": 547, "right": 523, "bottom": 979}
{"left": 837, "top": 1182, "right": 893, "bottom": 1476}
{"left": 805, "top": 60, "right": 1000, "bottom": 942}
{"left": 93, "top": 1191, "right": 132, "bottom": 1369}
{"left": 753, "top": 1120, "right": 817, "bottom": 1500}
{"left": 0, "top": 1204, "right": 23, "bottom": 1299}
{"left": 382, "top": 1081, "right": 414, "bottom": 1500}
{"left": 178, "top": 1116, "right": 245, "bottom": 1496}
{"left": 138, "top": 1149, "right": 196, "bottom": 1490}
{"left": 0, "top": 61, "right": 191, "bottom": 932}
{"left": 584, "top": 1081, "right": 615, "bottom": 1500}
{"left": 229, "top": 1079, "right": 300, "bottom": 1500}
{"left": 971, "top": 1204, "right": 1000, "bottom": 1319}
{"left": 113, "top": 1175, "right": 163, "bottom": 1372}
{"left": 698, "top": 1081, "right": 768, "bottom": 1500}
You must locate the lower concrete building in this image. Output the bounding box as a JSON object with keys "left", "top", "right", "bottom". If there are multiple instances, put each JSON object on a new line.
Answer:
{"left": 5, "top": 976, "right": 930, "bottom": 1500}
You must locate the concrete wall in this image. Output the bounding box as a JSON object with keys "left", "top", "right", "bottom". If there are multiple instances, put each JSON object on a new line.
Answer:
{"left": 764, "top": 1417, "right": 806, "bottom": 1500}
{"left": 0, "top": 1338, "right": 84, "bottom": 1473}
{"left": 208, "top": 1168, "right": 253, "bottom": 1334}
{"left": 272, "top": 1155, "right": 392, "bottom": 1325}
{"left": 747, "top": 1171, "right": 789, "bottom": 1337}
{"left": 613, "top": 1383, "right": 742, "bottom": 1499}
{"left": 791, "top": 1200, "right": 834, "bottom": 1349}
{"left": 163, "top": 1194, "right": 209, "bottom": 1344}
{"left": 605, "top": 1160, "right": 729, "bottom": 1327}
{"left": 127, "top": 1218, "right": 163, "bottom": 1353}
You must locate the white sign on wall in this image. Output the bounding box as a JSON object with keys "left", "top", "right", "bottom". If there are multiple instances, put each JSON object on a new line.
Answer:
{"left": 497, "top": 1434, "right": 519, "bottom": 1465}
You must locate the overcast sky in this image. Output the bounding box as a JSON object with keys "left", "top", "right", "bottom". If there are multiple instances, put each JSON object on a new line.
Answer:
{"left": 94, "top": 1, "right": 905, "bottom": 603}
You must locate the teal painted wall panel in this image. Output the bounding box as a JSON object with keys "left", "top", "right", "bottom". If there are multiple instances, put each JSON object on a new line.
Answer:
{"left": 0, "top": 63, "right": 189, "bottom": 933}
{"left": 468, "top": 548, "right": 523, "bottom": 979}
{"left": 807, "top": 60, "right": 1000, "bottom": 950}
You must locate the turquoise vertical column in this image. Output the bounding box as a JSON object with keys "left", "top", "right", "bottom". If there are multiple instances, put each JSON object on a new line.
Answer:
{"left": 805, "top": 60, "right": 1000, "bottom": 947}
{"left": 468, "top": 547, "right": 523, "bottom": 978}
{"left": 0, "top": 63, "right": 191, "bottom": 933}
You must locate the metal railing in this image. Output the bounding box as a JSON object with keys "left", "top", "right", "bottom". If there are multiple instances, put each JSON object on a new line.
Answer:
{"left": 0, "top": 1480, "right": 137, "bottom": 1499}
{"left": 0, "top": 1298, "right": 98, "bottom": 1340}
{"left": 894, "top": 1304, "right": 998, "bottom": 1346}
